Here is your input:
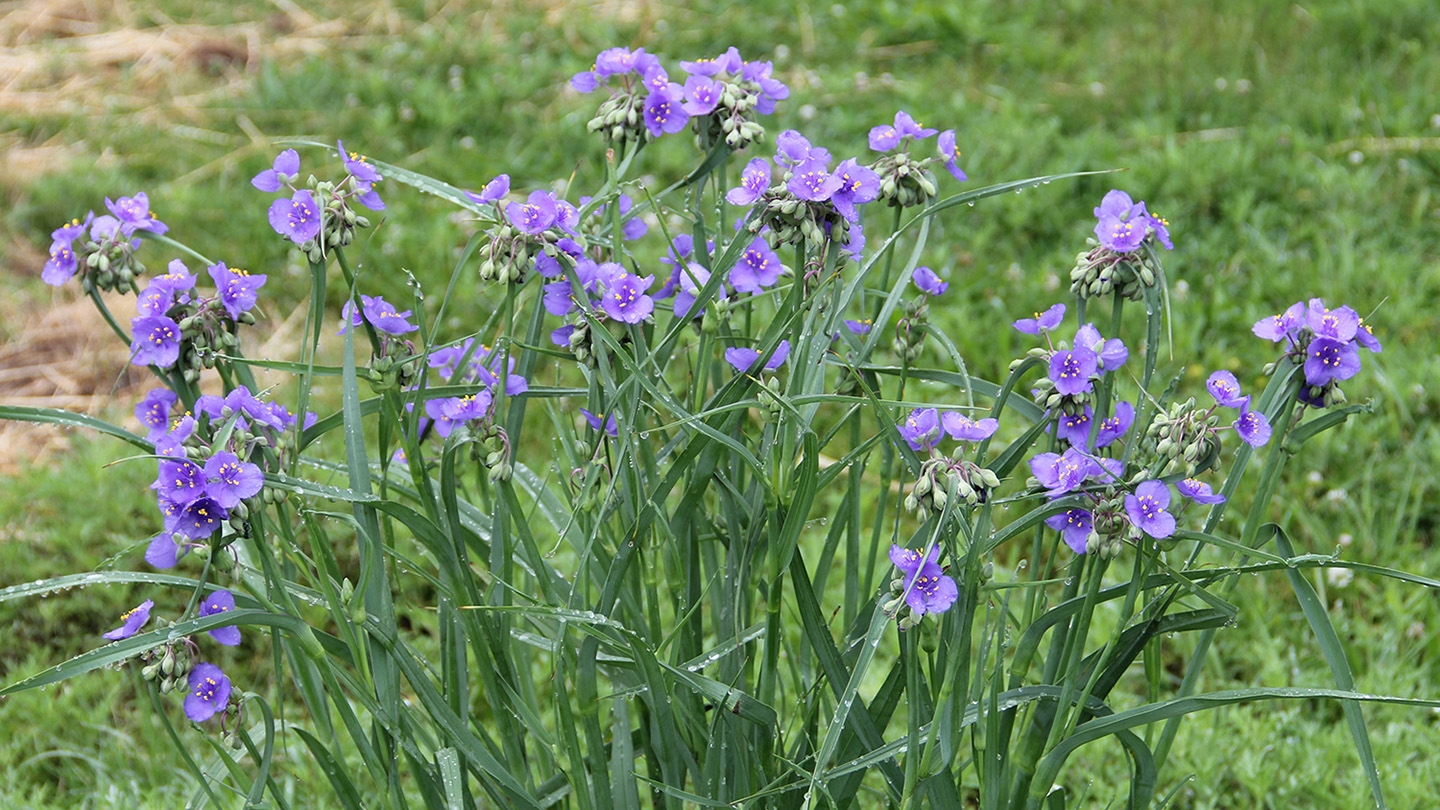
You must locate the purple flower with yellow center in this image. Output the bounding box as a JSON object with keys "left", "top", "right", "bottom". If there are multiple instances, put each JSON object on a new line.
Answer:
{"left": 938, "top": 130, "right": 967, "bottom": 182}
{"left": 1146, "top": 211, "right": 1174, "bottom": 249}
{"left": 726, "top": 158, "right": 772, "bottom": 206}
{"left": 787, "top": 158, "right": 843, "bottom": 202}
{"left": 184, "top": 663, "right": 232, "bottom": 723}
{"left": 131, "top": 314, "right": 182, "bottom": 368}
{"left": 106, "top": 192, "right": 167, "bottom": 236}
{"left": 138, "top": 260, "right": 198, "bottom": 316}
{"left": 203, "top": 451, "right": 263, "bottom": 509}
{"left": 154, "top": 457, "right": 207, "bottom": 506}
{"left": 1355, "top": 319, "right": 1382, "bottom": 353}
{"left": 775, "top": 130, "right": 830, "bottom": 168}
{"left": 1177, "top": 478, "right": 1226, "bottom": 505}
{"left": 476, "top": 354, "right": 528, "bottom": 396}
{"left": 41, "top": 216, "right": 90, "bottom": 285}
{"left": 1045, "top": 508, "right": 1094, "bottom": 554}
{"left": 1093, "top": 189, "right": 1149, "bottom": 253}
{"left": 1095, "top": 401, "right": 1135, "bottom": 448}
{"left": 581, "top": 408, "right": 619, "bottom": 437}
{"left": 1252, "top": 301, "right": 1305, "bottom": 342}
{"left": 1048, "top": 345, "right": 1098, "bottom": 396}
{"left": 251, "top": 149, "right": 300, "bottom": 192}
{"left": 940, "top": 412, "right": 999, "bottom": 442}
{"left": 268, "top": 190, "right": 322, "bottom": 244}
{"left": 681, "top": 75, "right": 722, "bottom": 115}
{"left": 424, "top": 391, "right": 494, "bottom": 438}
{"left": 1305, "top": 299, "right": 1359, "bottom": 342}
{"left": 1075, "top": 324, "right": 1128, "bottom": 371}
{"left": 1055, "top": 407, "right": 1093, "bottom": 446}
{"left": 340, "top": 294, "right": 417, "bottom": 336}
{"left": 912, "top": 265, "right": 948, "bottom": 296}
{"left": 1233, "top": 402, "right": 1272, "bottom": 447}
{"left": 506, "top": 191, "right": 558, "bottom": 235}
{"left": 644, "top": 82, "right": 690, "bottom": 137}
{"left": 730, "top": 238, "right": 783, "bottom": 293}
{"left": 844, "top": 319, "right": 873, "bottom": 335}
{"left": 102, "top": 599, "right": 154, "bottom": 640}
{"left": 724, "top": 339, "right": 791, "bottom": 373}
{"left": 1304, "top": 337, "right": 1361, "bottom": 386}
{"left": 830, "top": 159, "right": 880, "bottom": 222}
{"left": 1205, "top": 370, "right": 1247, "bottom": 409}
{"left": 171, "top": 497, "right": 228, "bottom": 541}
{"left": 869, "top": 111, "right": 936, "bottom": 151}
{"left": 889, "top": 545, "right": 958, "bottom": 616}
{"left": 1013, "top": 303, "right": 1066, "bottom": 335}
{"left": 338, "top": 140, "right": 381, "bottom": 186}
{"left": 601, "top": 273, "right": 655, "bottom": 323}
{"left": 199, "top": 589, "right": 241, "bottom": 646}
{"left": 207, "top": 262, "right": 267, "bottom": 320}
{"left": 136, "top": 388, "right": 178, "bottom": 442}
{"left": 1125, "top": 479, "right": 1176, "bottom": 539}
{"left": 1029, "top": 447, "right": 1096, "bottom": 496}
{"left": 898, "top": 407, "right": 942, "bottom": 452}
{"left": 465, "top": 173, "right": 510, "bottom": 206}
{"left": 639, "top": 62, "right": 671, "bottom": 94}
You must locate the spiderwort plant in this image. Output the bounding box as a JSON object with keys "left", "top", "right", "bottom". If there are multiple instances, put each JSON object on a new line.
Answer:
{"left": 4, "top": 44, "right": 1413, "bottom": 810}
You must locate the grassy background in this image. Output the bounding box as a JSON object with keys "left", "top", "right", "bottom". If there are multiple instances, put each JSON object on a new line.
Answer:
{"left": 2, "top": 0, "right": 1438, "bottom": 806}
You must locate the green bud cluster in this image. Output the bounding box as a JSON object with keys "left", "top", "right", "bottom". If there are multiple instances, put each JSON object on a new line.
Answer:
{"left": 79, "top": 235, "right": 146, "bottom": 295}
{"left": 891, "top": 297, "right": 931, "bottom": 362}
{"left": 873, "top": 152, "right": 939, "bottom": 209}
{"left": 1142, "top": 397, "right": 1220, "bottom": 477}
{"left": 1069, "top": 244, "right": 1159, "bottom": 301}
{"left": 587, "top": 92, "right": 650, "bottom": 147}
{"left": 470, "top": 424, "right": 513, "bottom": 483}
{"left": 746, "top": 187, "right": 851, "bottom": 252}
{"left": 366, "top": 349, "right": 422, "bottom": 393}
{"left": 903, "top": 456, "right": 1001, "bottom": 522}
{"left": 142, "top": 643, "right": 194, "bottom": 695}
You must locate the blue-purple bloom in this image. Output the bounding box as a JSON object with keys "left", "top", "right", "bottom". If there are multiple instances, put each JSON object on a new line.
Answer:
{"left": 787, "top": 159, "right": 843, "bottom": 202}
{"left": 1055, "top": 408, "right": 1093, "bottom": 446}
{"left": 1048, "top": 346, "right": 1098, "bottom": 396}
{"left": 1095, "top": 401, "right": 1135, "bottom": 448}
{"left": 1125, "top": 480, "right": 1176, "bottom": 539}
{"left": 1029, "top": 447, "right": 1099, "bottom": 496}
{"left": 131, "top": 315, "right": 182, "bottom": 368}
{"left": 341, "top": 295, "right": 418, "bottom": 336}
{"left": 644, "top": 82, "right": 690, "bottom": 137}
{"left": 338, "top": 140, "right": 382, "bottom": 186}
{"left": 898, "top": 407, "right": 942, "bottom": 452}
{"left": 775, "top": 130, "right": 830, "bottom": 168}
{"left": 424, "top": 391, "right": 494, "bottom": 438}
{"left": 600, "top": 273, "right": 655, "bottom": 323}
{"left": 1093, "top": 189, "right": 1149, "bottom": 253}
{"left": 727, "top": 158, "right": 772, "bottom": 206}
{"left": 465, "top": 174, "right": 510, "bottom": 206}
{"left": 940, "top": 412, "right": 999, "bottom": 442}
{"left": 844, "top": 319, "right": 873, "bottom": 335}
{"left": 154, "top": 458, "right": 207, "bottom": 507}
{"left": 184, "top": 663, "right": 232, "bottom": 723}
{"left": 507, "top": 191, "right": 559, "bottom": 235}
{"left": 1233, "top": 402, "right": 1272, "bottom": 447}
{"left": 268, "top": 190, "right": 322, "bottom": 244}
{"left": 166, "top": 497, "right": 228, "bottom": 540}
{"left": 1252, "top": 301, "right": 1306, "bottom": 342}
{"left": 938, "top": 130, "right": 967, "bottom": 181}
{"left": 724, "top": 339, "right": 791, "bottom": 373}
{"left": 1013, "top": 303, "right": 1066, "bottom": 335}
{"left": 136, "top": 388, "right": 178, "bottom": 442}
{"left": 102, "top": 599, "right": 154, "bottom": 640}
{"left": 251, "top": 149, "right": 299, "bottom": 192}
{"left": 681, "top": 75, "right": 722, "bottom": 115}
{"left": 1206, "top": 370, "right": 1247, "bottom": 408}
{"left": 1046, "top": 508, "right": 1094, "bottom": 554}
{"left": 888, "top": 544, "right": 958, "bottom": 616}
{"left": 208, "top": 262, "right": 267, "bottom": 320}
{"left": 830, "top": 159, "right": 881, "bottom": 222}
{"left": 106, "top": 192, "right": 167, "bottom": 236}
{"left": 730, "top": 239, "right": 783, "bottom": 293}
{"left": 1177, "top": 478, "right": 1226, "bottom": 505}
{"left": 672, "top": 263, "right": 719, "bottom": 320}
{"left": 581, "top": 408, "right": 619, "bottom": 437}
{"left": 1304, "top": 337, "right": 1361, "bottom": 386}
{"left": 868, "top": 111, "right": 936, "bottom": 151}
{"left": 41, "top": 215, "right": 91, "bottom": 286}
{"left": 145, "top": 533, "right": 182, "bottom": 569}
{"left": 1074, "top": 324, "right": 1128, "bottom": 371}
{"left": 203, "top": 452, "right": 264, "bottom": 509}
{"left": 199, "top": 589, "right": 242, "bottom": 647}
{"left": 912, "top": 266, "right": 948, "bottom": 296}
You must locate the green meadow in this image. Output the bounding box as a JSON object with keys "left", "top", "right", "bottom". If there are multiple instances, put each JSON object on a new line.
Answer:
{"left": 1, "top": 1, "right": 1437, "bottom": 806}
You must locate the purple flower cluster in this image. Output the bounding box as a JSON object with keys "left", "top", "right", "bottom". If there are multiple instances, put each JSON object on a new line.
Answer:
{"left": 897, "top": 407, "right": 999, "bottom": 452}
{"left": 1092, "top": 189, "right": 1173, "bottom": 254}
{"left": 101, "top": 589, "right": 240, "bottom": 723}
{"left": 418, "top": 340, "right": 528, "bottom": 440}
{"left": 724, "top": 339, "right": 791, "bottom": 373}
{"left": 340, "top": 295, "right": 419, "bottom": 336}
{"left": 252, "top": 142, "right": 383, "bottom": 251}
{"left": 41, "top": 193, "right": 168, "bottom": 293}
{"left": 1204, "top": 371, "right": 1271, "bottom": 447}
{"left": 868, "top": 110, "right": 967, "bottom": 183}
{"left": 1017, "top": 306, "right": 1128, "bottom": 410}
{"left": 1253, "top": 298, "right": 1380, "bottom": 407}
{"left": 128, "top": 259, "right": 266, "bottom": 374}
{"left": 888, "top": 545, "right": 958, "bottom": 618}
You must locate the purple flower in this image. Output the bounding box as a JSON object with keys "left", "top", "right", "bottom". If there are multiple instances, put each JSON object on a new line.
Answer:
{"left": 1074, "top": 324, "right": 1128, "bottom": 371}
{"left": 506, "top": 191, "right": 558, "bottom": 235}
{"left": 940, "top": 412, "right": 999, "bottom": 442}
{"left": 340, "top": 295, "right": 417, "bottom": 336}
{"left": 869, "top": 111, "right": 936, "bottom": 151}
{"left": 184, "top": 663, "right": 232, "bottom": 723}
{"left": 145, "top": 533, "right": 182, "bottom": 569}
{"left": 1233, "top": 403, "right": 1272, "bottom": 447}
{"left": 893, "top": 111, "right": 937, "bottom": 140}
{"left": 888, "top": 545, "right": 958, "bottom": 616}
{"left": 1304, "top": 337, "right": 1362, "bottom": 386}
{"left": 41, "top": 217, "right": 89, "bottom": 286}
{"left": 898, "top": 407, "right": 942, "bottom": 452}
{"left": 1013, "top": 303, "right": 1066, "bottom": 335}
{"left": 1055, "top": 408, "right": 1093, "bottom": 446}
{"left": 672, "top": 263, "right": 718, "bottom": 320}
{"left": 203, "top": 452, "right": 264, "bottom": 509}
{"left": 252, "top": 149, "right": 299, "bottom": 192}
{"left": 600, "top": 273, "right": 655, "bottom": 323}
{"left": 644, "top": 83, "right": 690, "bottom": 137}
{"left": 105, "top": 192, "right": 168, "bottom": 236}
{"left": 594, "top": 46, "right": 647, "bottom": 77}
{"left": 1146, "top": 211, "right": 1174, "bottom": 250}
{"left": 199, "top": 589, "right": 242, "bottom": 647}
{"left": 775, "top": 130, "right": 830, "bottom": 168}
{"left": 1125, "top": 480, "right": 1176, "bottom": 539}
{"left": 102, "top": 599, "right": 154, "bottom": 640}
{"left": 136, "top": 389, "right": 178, "bottom": 442}
{"left": 1252, "top": 301, "right": 1305, "bottom": 342}
{"left": 170, "top": 497, "right": 228, "bottom": 541}
{"left": 1095, "top": 401, "right": 1135, "bottom": 448}
{"left": 1177, "top": 478, "right": 1226, "bottom": 505}
{"left": 844, "top": 319, "right": 873, "bottom": 335}
{"left": 208, "top": 262, "right": 267, "bottom": 320}
{"left": 131, "top": 315, "right": 182, "bottom": 368}
{"left": 570, "top": 70, "right": 600, "bottom": 92}
{"left": 338, "top": 140, "right": 381, "bottom": 186}
{"left": 1206, "top": 370, "right": 1247, "bottom": 409}
{"left": 138, "top": 260, "right": 198, "bottom": 315}
{"left": 1355, "top": 320, "right": 1382, "bottom": 353}
{"left": 912, "top": 266, "right": 948, "bottom": 296}
{"left": 1046, "top": 508, "right": 1094, "bottom": 554}
{"left": 1048, "top": 345, "right": 1098, "bottom": 396}
{"left": 1029, "top": 447, "right": 1096, "bottom": 496}
{"left": 724, "top": 339, "right": 791, "bottom": 373}
{"left": 268, "top": 190, "right": 323, "bottom": 244}
{"left": 465, "top": 174, "right": 510, "bottom": 206}
{"left": 424, "top": 392, "right": 493, "bottom": 438}
{"left": 581, "top": 408, "right": 619, "bottom": 437}
{"left": 830, "top": 159, "right": 881, "bottom": 222}
{"left": 154, "top": 458, "right": 207, "bottom": 506}
{"left": 730, "top": 238, "right": 783, "bottom": 293}
{"left": 937, "top": 130, "right": 967, "bottom": 182}
{"left": 1093, "top": 190, "right": 1149, "bottom": 253}
{"left": 787, "top": 159, "right": 843, "bottom": 202}
{"left": 681, "top": 75, "right": 722, "bottom": 115}
{"left": 1305, "top": 300, "right": 1360, "bottom": 342}
{"left": 727, "top": 158, "right": 772, "bottom": 206}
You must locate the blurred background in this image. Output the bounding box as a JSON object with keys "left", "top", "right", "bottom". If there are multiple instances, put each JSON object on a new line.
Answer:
{"left": 1, "top": 0, "right": 1437, "bottom": 806}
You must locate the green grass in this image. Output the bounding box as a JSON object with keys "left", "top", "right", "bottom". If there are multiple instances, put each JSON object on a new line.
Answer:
{"left": 2, "top": 0, "right": 1439, "bottom": 806}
